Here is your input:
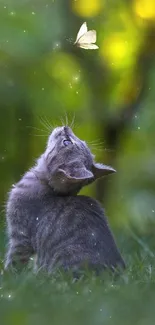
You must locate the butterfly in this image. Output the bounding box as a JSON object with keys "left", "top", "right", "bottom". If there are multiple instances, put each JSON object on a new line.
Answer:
{"left": 74, "top": 22, "right": 99, "bottom": 50}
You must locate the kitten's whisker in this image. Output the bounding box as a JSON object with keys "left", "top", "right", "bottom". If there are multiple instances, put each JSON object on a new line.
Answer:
{"left": 26, "top": 126, "right": 48, "bottom": 133}
{"left": 39, "top": 116, "right": 51, "bottom": 132}
{"left": 88, "top": 140, "right": 105, "bottom": 145}
{"left": 74, "top": 123, "right": 80, "bottom": 131}
{"left": 36, "top": 116, "right": 49, "bottom": 132}
{"left": 90, "top": 147, "right": 103, "bottom": 152}
{"left": 60, "top": 117, "right": 65, "bottom": 127}
{"left": 39, "top": 117, "right": 50, "bottom": 131}
{"left": 33, "top": 134, "right": 49, "bottom": 137}
{"left": 64, "top": 111, "right": 68, "bottom": 126}
{"left": 70, "top": 113, "right": 76, "bottom": 129}
{"left": 90, "top": 146, "right": 115, "bottom": 153}
{"left": 88, "top": 143, "right": 105, "bottom": 149}
{"left": 60, "top": 113, "right": 67, "bottom": 127}
{"left": 90, "top": 146, "right": 105, "bottom": 151}
{"left": 42, "top": 116, "right": 53, "bottom": 130}
{"left": 88, "top": 143, "right": 105, "bottom": 147}
{"left": 43, "top": 116, "right": 54, "bottom": 131}
{"left": 42, "top": 117, "right": 51, "bottom": 130}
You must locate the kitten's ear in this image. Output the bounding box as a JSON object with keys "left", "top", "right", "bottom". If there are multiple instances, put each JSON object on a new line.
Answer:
{"left": 56, "top": 168, "right": 94, "bottom": 183}
{"left": 92, "top": 163, "right": 116, "bottom": 179}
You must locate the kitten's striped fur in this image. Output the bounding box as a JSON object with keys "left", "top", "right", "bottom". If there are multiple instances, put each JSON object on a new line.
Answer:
{"left": 5, "top": 126, "right": 125, "bottom": 273}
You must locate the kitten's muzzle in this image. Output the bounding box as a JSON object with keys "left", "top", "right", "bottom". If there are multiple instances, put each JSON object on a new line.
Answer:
{"left": 63, "top": 126, "right": 76, "bottom": 144}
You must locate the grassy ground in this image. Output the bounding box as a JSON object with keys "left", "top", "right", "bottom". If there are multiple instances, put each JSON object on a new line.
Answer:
{"left": 0, "top": 231, "right": 155, "bottom": 325}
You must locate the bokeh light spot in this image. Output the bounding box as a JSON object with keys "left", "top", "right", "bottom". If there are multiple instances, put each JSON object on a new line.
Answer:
{"left": 72, "top": 0, "right": 103, "bottom": 17}
{"left": 100, "top": 33, "right": 138, "bottom": 70}
{"left": 134, "top": 0, "right": 155, "bottom": 20}
{"left": 43, "top": 52, "right": 89, "bottom": 112}
{"left": 46, "top": 52, "right": 81, "bottom": 85}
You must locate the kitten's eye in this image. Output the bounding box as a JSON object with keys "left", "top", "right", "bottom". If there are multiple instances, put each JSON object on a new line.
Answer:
{"left": 63, "top": 139, "right": 72, "bottom": 146}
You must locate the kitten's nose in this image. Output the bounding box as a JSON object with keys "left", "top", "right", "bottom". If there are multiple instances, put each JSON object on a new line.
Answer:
{"left": 64, "top": 126, "right": 70, "bottom": 131}
{"left": 64, "top": 126, "right": 72, "bottom": 135}
{"left": 63, "top": 126, "right": 75, "bottom": 141}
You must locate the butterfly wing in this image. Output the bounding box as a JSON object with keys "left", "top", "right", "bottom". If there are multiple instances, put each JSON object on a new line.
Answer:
{"left": 74, "top": 22, "right": 88, "bottom": 44}
{"left": 78, "top": 43, "right": 99, "bottom": 50}
{"left": 78, "top": 30, "right": 97, "bottom": 45}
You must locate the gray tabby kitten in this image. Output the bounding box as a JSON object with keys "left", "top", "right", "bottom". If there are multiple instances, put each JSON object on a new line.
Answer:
{"left": 5, "top": 126, "right": 125, "bottom": 274}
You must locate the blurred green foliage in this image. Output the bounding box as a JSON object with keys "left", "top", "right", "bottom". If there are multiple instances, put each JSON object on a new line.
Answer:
{"left": 1, "top": 0, "right": 155, "bottom": 324}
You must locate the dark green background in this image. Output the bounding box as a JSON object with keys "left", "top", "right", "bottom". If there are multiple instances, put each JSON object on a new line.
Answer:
{"left": 1, "top": 0, "right": 155, "bottom": 230}
{"left": 1, "top": 1, "right": 155, "bottom": 324}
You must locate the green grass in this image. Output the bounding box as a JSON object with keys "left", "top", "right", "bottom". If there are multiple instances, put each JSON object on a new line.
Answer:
{"left": 0, "top": 233, "right": 155, "bottom": 325}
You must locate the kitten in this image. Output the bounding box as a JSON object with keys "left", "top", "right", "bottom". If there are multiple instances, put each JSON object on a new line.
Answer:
{"left": 5, "top": 126, "right": 125, "bottom": 274}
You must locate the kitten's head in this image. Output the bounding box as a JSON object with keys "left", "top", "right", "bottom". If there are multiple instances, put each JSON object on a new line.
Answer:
{"left": 38, "top": 126, "right": 116, "bottom": 195}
